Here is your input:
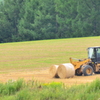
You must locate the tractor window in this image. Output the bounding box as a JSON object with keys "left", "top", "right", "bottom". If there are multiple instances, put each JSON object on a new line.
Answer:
{"left": 96, "top": 48, "right": 100, "bottom": 55}
{"left": 88, "top": 48, "right": 95, "bottom": 59}
{"left": 96, "top": 48, "right": 100, "bottom": 62}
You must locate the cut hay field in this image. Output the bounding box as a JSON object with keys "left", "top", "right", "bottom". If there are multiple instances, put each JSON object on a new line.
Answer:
{"left": 0, "top": 36, "right": 100, "bottom": 84}
{"left": 0, "top": 36, "right": 100, "bottom": 71}
{"left": 0, "top": 36, "right": 100, "bottom": 100}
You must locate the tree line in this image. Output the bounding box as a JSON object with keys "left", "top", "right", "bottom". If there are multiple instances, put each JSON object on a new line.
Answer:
{"left": 0, "top": 0, "right": 100, "bottom": 43}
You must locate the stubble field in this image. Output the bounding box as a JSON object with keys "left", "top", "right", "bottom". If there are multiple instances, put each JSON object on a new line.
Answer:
{"left": 0, "top": 36, "right": 100, "bottom": 85}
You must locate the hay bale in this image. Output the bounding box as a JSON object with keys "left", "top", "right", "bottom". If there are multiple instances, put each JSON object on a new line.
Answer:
{"left": 49, "top": 65, "right": 59, "bottom": 78}
{"left": 57, "top": 63, "right": 75, "bottom": 78}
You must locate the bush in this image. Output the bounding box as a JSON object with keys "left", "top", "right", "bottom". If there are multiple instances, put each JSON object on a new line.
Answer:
{"left": 15, "top": 89, "right": 32, "bottom": 100}
{"left": 0, "top": 79, "right": 100, "bottom": 100}
{"left": 0, "top": 79, "right": 24, "bottom": 95}
{"left": 86, "top": 78, "right": 100, "bottom": 93}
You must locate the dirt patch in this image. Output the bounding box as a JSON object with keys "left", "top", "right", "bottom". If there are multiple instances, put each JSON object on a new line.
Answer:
{"left": 0, "top": 68, "right": 100, "bottom": 86}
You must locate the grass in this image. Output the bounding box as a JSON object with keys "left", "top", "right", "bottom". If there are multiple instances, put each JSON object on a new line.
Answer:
{"left": 0, "top": 37, "right": 100, "bottom": 100}
{"left": 0, "top": 36, "right": 100, "bottom": 71}
{"left": 0, "top": 79, "right": 100, "bottom": 100}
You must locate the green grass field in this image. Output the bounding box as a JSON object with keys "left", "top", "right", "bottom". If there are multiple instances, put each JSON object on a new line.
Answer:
{"left": 0, "top": 36, "right": 100, "bottom": 100}
{"left": 0, "top": 36, "right": 100, "bottom": 71}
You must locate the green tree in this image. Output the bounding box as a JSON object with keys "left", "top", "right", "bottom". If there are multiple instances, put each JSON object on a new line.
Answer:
{"left": 55, "top": 0, "right": 77, "bottom": 38}
{"left": 18, "top": 0, "right": 38, "bottom": 41}
{"left": 18, "top": 0, "right": 57, "bottom": 41}
{"left": 0, "top": 1, "right": 12, "bottom": 42}
{"left": 33, "top": 0, "right": 57, "bottom": 39}
{"left": 0, "top": 0, "right": 24, "bottom": 42}
{"left": 1, "top": 0, "right": 100, "bottom": 43}
{"left": 72, "top": 0, "right": 100, "bottom": 37}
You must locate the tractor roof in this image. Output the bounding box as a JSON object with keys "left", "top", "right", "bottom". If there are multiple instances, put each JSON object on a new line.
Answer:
{"left": 88, "top": 46, "right": 100, "bottom": 49}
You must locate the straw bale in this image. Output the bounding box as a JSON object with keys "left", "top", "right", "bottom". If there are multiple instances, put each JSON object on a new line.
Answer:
{"left": 57, "top": 63, "right": 75, "bottom": 78}
{"left": 49, "top": 65, "right": 59, "bottom": 78}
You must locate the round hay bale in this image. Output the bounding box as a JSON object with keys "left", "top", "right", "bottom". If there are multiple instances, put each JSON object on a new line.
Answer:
{"left": 57, "top": 63, "right": 75, "bottom": 78}
{"left": 49, "top": 65, "right": 59, "bottom": 78}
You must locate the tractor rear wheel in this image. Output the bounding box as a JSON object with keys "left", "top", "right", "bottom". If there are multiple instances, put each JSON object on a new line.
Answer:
{"left": 83, "top": 65, "right": 93, "bottom": 76}
{"left": 75, "top": 68, "right": 82, "bottom": 76}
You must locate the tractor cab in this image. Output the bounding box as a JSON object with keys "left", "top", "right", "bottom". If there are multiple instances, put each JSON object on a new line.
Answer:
{"left": 88, "top": 46, "right": 100, "bottom": 63}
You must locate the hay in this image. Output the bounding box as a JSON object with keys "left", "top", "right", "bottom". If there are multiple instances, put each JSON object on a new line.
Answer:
{"left": 57, "top": 63, "right": 75, "bottom": 78}
{"left": 49, "top": 65, "right": 59, "bottom": 78}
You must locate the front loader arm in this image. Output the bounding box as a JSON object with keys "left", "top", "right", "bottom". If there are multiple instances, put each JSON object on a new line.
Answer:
{"left": 70, "top": 58, "right": 91, "bottom": 70}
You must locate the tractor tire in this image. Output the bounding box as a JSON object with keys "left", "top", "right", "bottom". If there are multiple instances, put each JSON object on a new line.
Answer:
{"left": 75, "top": 68, "right": 82, "bottom": 76}
{"left": 94, "top": 72, "right": 100, "bottom": 74}
{"left": 83, "top": 65, "right": 93, "bottom": 76}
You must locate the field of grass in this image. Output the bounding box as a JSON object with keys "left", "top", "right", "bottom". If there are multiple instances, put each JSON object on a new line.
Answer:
{"left": 0, "top": 36, "right": 100, "bottom": 100}
{"left": 0, "top": 36, "right": 100, "bottom": 71}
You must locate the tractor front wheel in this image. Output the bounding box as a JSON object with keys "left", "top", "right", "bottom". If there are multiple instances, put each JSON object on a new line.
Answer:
{"left": 83, "top": 65, "right": 93, "bottom": 76}
{"left": 75, "top": 68, "right": 82, "bottom": 76}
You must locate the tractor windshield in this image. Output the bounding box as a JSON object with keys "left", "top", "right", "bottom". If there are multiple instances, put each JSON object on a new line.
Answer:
{"left": 88, "top": 48, "right": 95, "bottom": 59}
{"left": 88, "top": 47, "right": 100, "bottom": 62}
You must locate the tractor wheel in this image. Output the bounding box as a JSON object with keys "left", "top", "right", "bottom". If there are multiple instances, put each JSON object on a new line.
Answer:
{"left": 94, "top": 72, "right": 100, "bottom": 74}
{"left": 75, "top": 68, "right": 82, "bottom": 76}
{"left": 83, "top": 65, "right": 93, "bottom": 76}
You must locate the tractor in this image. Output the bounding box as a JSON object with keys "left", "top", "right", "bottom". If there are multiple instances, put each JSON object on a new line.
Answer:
{"left": 70, "top": 46, "right": 100, "bottom": 76}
